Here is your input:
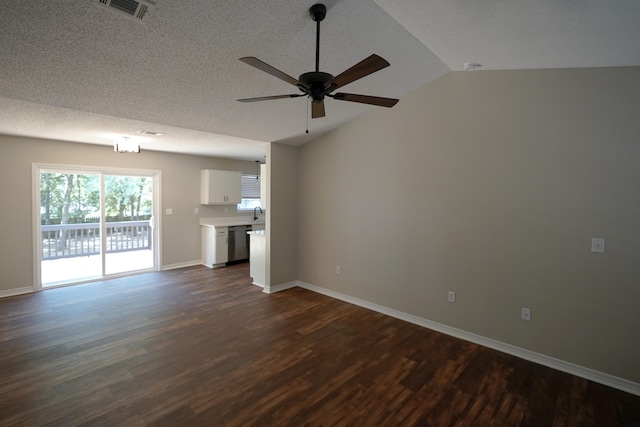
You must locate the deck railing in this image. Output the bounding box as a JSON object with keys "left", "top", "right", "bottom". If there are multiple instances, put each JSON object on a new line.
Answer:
{"left": 41, "top": 221, "right": 151, "bottom": 260}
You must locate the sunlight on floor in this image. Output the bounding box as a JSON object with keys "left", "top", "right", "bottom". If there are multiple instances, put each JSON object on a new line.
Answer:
{"left": 41, "top": 250, "right": 154, "bottom": 286}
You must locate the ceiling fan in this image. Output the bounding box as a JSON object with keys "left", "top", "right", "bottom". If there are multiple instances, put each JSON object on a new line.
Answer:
{"left": 237, "top": 3, "right": 399, "bottom": 119}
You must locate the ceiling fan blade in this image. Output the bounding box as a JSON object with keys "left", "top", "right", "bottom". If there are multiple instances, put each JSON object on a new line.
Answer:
{"left": 323, "top": 54, "right": 390, "bottom": 91}
{"left": 238, "top": 94, "right": 304, "bottom": 102}
{"left": 239, "top": 57, "right": 302, "bottom": 87}
{"left": 311, "top": 100, "right": 325, "bottom": 118}
{"left": 330, "top": 93, "right": 399, "bottom": 108}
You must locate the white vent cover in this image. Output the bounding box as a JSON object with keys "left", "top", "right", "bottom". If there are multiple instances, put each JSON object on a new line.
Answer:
{"left": 98, "top": 0, "right": 154, "bottom": 21}
{"left": 138, "top": 130, "right": 164, "bottom": 136}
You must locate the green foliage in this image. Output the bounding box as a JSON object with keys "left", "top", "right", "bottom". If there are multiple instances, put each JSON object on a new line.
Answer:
{"left": 104, "top": 176, "right": 152, "bottom": 219}
{"left": 40, "top": 172, "right": 152, "bottom": 224}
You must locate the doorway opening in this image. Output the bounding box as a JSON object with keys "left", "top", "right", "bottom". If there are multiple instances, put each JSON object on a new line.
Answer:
{"left": 35, "top": 165, "right": 160, "bottom": 288}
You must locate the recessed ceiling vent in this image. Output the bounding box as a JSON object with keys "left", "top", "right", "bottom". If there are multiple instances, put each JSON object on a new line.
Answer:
{"left": 98, "top": 0, "right": 154, "bottom": 21}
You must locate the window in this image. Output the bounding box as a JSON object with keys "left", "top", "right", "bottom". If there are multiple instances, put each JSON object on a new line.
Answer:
{"left": 237, "top": 174, "right": 262, "bottom": 210}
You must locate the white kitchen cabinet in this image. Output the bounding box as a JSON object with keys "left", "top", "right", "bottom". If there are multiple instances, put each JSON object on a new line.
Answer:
{"left": 248, "top": 231, "right": 266, "bottom": 288}
{"left": 201, "top": 226, "right": 228, "bottom": 268}
{"left": 200, "top": 170, "right": 241, "bottom": 205}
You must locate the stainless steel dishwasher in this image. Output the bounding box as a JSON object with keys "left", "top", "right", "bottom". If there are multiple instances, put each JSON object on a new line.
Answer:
{"left": 228, "top": 225, "right": 251, "bottom": 263}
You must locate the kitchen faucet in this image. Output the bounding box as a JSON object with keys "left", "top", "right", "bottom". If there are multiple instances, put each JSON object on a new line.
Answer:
{"left": 253, "top": 206, "right": 263, "bottom": 221}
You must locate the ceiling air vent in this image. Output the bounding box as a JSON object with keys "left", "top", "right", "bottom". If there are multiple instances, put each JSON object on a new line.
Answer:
{"left": 98, "top": 0, "right": 154, "bottom": 21}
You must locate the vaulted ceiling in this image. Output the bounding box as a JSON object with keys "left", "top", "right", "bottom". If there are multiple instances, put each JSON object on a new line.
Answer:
{"left": 1, "top": 0, "right": 638, "bottom": 161}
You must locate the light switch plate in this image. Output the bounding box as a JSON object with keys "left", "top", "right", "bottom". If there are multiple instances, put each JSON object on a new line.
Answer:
{"left": 591, "top": 237, "right": 605, "bottom": 253}
{"left": 166, "top": 208, "right": 173, "bottom": 215}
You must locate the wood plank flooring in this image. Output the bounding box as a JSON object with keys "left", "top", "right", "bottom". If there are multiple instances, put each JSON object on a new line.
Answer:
{"left": 1, "top": 263, "right": 639, "bottom": 426}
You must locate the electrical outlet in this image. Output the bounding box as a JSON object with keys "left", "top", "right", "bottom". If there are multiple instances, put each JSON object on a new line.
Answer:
{"left": 448, "top": 291, "right": 456, "bottom": 303}
{"left": 336, "top": 265, "right": 341, "bottom": 274}
{"left": 591, "top": 237, "right": 605, "bottom": 253}
{"left": 194, "top": 207, "right": 199, "bottom": 215}
{"left": 521, "top": 307, "right": 531, "bottom": 321}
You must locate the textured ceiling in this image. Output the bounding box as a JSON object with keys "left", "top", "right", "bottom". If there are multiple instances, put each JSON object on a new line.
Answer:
{"left": 0, "top": 0, "right": 638, "bottom": 160}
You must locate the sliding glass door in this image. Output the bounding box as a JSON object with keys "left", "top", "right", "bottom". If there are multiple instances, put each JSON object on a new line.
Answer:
{"left": 36, "top": 166, "right": 159, "bottom": 288}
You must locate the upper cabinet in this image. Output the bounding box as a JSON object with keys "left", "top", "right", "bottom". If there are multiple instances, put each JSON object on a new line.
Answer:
{"left": 200, "top": 170, "right": 242, "bottom": 205}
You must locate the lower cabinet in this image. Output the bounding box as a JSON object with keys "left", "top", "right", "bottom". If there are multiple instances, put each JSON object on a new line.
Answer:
{"left": 249, "top": 232, "right": 266, "bottom": 287}
{"left": 201, "top": 226, "right": 228, "bottom": 268}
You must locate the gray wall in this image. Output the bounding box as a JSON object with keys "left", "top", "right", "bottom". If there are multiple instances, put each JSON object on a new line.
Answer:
{"left": 297, "top": 67, "right": 640, "bottom": 383}
{"left": 0, "top": 135, "right": 257, "bottom": 293}
{"left": 267, "top": 143, "right": 299, "bottom": 288}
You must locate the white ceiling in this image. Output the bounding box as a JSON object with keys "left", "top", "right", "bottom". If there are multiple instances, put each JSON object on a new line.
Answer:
{"left": 1, "top": 0, "right": 638, "bottom": 161}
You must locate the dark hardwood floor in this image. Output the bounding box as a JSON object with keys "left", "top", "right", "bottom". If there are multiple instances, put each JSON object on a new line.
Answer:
{"left": 1, "top": 263, "right": 639, "bottom": 426}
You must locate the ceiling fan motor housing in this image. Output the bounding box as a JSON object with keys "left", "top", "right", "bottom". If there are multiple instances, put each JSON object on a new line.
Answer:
{"left": 298, "top": 71, "right": 334, "bottom": 101}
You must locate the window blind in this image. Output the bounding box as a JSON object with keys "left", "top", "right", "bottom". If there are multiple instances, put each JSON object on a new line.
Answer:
{"left": 241, "top": 175, "right": 261, "bottom": 199}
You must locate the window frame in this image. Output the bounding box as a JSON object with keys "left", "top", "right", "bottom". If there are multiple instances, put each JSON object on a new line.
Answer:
{"left": 237, "top": 174, "right": 262, "bottom": 211}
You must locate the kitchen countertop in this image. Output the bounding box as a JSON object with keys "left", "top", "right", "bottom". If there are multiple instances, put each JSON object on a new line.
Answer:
{"left": 200, "top": 217, "right": 265, "bottom": 227}
{"left": 247, "top": 230, "right": 265, "bottom": 236}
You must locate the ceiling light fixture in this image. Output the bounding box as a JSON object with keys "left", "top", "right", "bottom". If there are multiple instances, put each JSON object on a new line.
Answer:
{"left": 114, "top": 137, "right": 140, "bottom": 153}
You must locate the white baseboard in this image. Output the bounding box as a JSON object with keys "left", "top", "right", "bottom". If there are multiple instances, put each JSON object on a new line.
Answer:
{"left": 0, "top": 287, "right": 33, "bottom": 299}
{"left": 162, "top": 260, "right": 203, "bottom": 271}
{"left": 264, "top": 280, "right": 298, "bottom": 294}
{"left": 295, "top": 280, "right": 640, "bottom": 397}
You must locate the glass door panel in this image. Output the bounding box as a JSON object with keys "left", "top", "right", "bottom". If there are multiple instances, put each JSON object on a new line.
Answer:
{"left": 104, "top": 174, "right": 155, "bottom": 275}
{"left": 40, "top": 171, "right": 102, "bottom": 286}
